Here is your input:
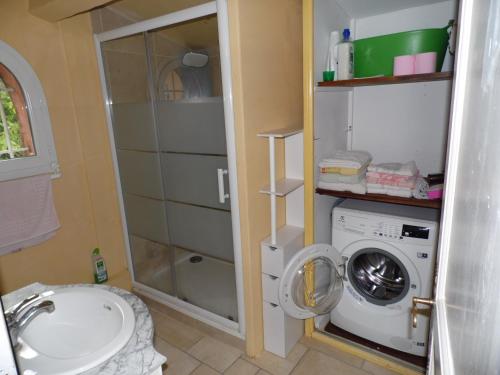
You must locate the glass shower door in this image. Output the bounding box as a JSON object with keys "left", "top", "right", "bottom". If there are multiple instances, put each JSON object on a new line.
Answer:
{"left": 151, "top": 16, "right": 237, "bottom": 322}
{"left": 101, "top": 33, "right": 175, "bottom": 297}
{"left": 100, "top": 14, "right": 239, "bottom": 323}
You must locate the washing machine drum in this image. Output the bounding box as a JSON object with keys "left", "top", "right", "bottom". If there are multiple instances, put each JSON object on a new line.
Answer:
{"left": 347, "top": 248, "right": 410, "bottom": 306}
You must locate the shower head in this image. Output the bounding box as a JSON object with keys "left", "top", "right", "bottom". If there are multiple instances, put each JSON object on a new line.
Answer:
{"left": 182, "top": 52, "right": 209, "bottom": 68}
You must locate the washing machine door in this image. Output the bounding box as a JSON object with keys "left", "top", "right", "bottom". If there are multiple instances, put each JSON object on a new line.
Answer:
{"left": 279, "top": 244, "right": 343, "bottom": 319}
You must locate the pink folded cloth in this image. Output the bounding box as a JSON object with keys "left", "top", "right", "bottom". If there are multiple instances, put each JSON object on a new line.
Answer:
{"left": 0, "top": 174, "right": 60, "bottom": 255}
{"left": 366, "top": 172, "right": 417, "bottom": 189}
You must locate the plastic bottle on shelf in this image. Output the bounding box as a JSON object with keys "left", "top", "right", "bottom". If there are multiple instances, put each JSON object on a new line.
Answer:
{"left": 323, "top": 31, "right": 340, "bottom": 81}
{"left": 337, "top": 28, "right": 354, "bottom": 80}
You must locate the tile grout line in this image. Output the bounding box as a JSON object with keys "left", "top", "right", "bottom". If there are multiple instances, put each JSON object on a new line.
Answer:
{"left": 218, "top": 353, "right": 244, "bottom": 374}
{"left": 287, "top": 347, "right": 310, "bottom": 375}
{"left": 188, "top": 362, "right": 205, "bottom": 375}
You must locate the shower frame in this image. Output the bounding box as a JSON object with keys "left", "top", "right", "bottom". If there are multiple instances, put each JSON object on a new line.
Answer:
{"left": 93, "top": 0, "right": 246, "bottom": 338}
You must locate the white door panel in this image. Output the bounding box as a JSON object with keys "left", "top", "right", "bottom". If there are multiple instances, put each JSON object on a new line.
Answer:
{"left": 430, "top": 0, "right": 500, "bottom": 373}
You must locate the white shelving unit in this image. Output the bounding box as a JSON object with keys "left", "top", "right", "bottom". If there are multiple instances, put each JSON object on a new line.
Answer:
{"left": 258, "top": 128, "right": 305, "bottom": 358}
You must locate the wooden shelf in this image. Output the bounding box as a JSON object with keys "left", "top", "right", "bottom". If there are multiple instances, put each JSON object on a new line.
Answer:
{"left": 260, "top": 178, "right": 304, "bottom": 196}
{"left": 317, "top": 71, "right": 453, "bottom": 88}
{"left": 257, "top": 127, "right": 303, "bottom": 138}
{"left": 316, "top": 188, "right": 441, "bottom": 209}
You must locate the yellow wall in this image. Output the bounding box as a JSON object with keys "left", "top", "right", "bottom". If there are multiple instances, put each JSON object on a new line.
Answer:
{"left": 0, "top": 0, "right": 303, "bottom": 359}
{"left": 29, "top": 0, "right": 112, "bottom": 22}
{"left": 228, "top": 0, "right": 303, "bottom": 356}
{"left": 0, "top": 0, "right": 130, "bottom": 293}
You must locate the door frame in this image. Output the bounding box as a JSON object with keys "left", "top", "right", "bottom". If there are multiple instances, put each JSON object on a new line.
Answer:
{"left": 93, "top": 0, "right": 246, "bottom": 338}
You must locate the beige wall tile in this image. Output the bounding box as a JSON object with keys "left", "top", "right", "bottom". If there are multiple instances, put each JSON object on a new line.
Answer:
{"left": 190, "top": 365, "right": 221, "bottom": 375}
{"left": 97, "top": 7, "right": 135, "bottom": 32}
{"left": 188, "top": 336, "right": 242, "bottom": 373}
{"left": 103, "top": 34, "right": 147, "bottom": 55}
{"left": 299, "top": 337, "right": 364, "bottom": 368}
{"left": 103, "top": 49, "right": 149, "bottom": 103}
{"left": 224, "top": 358, "right": 259, "bottom": 375}
{"left": 152, "top": 33, "right": 186, "bottom": 58}
{"left": 151, "top": 309, "right": 205, "bottom": 351}
{"left": 243, "top": 343, "right": 308, "bottom": 375}
{"left": 154, "top": 337, "right": 200, "bottom": 375}
{"left": 361, "top": 361, "right": 402, "bottom": 375}
{"left": 141, "top": 294, "right": 245, "bottom": 351}
{"left": 256, "top": 371, "right": 272, "bottom": 375}
{"left": 290, "top": 350, "right": 369, "bottom": 375}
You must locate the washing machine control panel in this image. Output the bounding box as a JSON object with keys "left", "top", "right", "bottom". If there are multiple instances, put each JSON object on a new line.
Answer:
{"left": 335, "top": 213, "right": 436, "bottom": 244}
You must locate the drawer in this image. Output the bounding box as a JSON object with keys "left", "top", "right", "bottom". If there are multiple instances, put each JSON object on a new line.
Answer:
{"left": 261, "top": 273, "right": 280, "bottom": 305}
{"left": 261, "top": 243, "right": 284, "bottom": 277}
{"left": 262, "top": 301, "right": 303, "bottom": 358}
{"left": 261, "top": 226, "right": 304, "bottom": 277}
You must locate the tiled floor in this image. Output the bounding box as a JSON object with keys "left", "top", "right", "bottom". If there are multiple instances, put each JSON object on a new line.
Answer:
{"left": 140, "top": 294, "right": 402, "bottom": 375}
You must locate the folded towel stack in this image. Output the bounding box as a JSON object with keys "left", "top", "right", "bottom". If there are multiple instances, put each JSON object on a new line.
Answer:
{"left": 318, "top": 150, "right": 372, "bottom": 194}
{"left": 367, "top": 161, "right": 422, "bottom": 198}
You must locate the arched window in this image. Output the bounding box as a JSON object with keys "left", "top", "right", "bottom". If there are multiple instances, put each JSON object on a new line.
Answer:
{"left": 0, "top": 40, "right": 59, "bottom": 181}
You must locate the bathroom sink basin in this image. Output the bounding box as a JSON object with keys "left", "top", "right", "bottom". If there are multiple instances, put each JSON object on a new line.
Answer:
{"left": 16, "top": 286, "right": 135, "bottom": 375}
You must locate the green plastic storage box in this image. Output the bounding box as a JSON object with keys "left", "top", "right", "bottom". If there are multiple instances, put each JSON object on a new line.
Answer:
{"left": 353, "top": 22, "right": 453, "bottom": 78}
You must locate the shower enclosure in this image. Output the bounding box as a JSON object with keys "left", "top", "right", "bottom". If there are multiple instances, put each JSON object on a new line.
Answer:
{"left": 94, "top": 1, "right": 244, "bottom": 336}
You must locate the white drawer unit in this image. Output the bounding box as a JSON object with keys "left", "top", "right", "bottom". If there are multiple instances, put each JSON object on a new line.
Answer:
{"left": 263, "top": 301, "right": 304, "bottom": 358}
{"left": 259, "top": 130, "right": 304, "bottom": 358}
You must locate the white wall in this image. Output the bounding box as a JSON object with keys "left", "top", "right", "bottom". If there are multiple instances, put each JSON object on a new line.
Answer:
{"left": 351, "top": 81, "right": 451, "bottom": 176}
{"left": 349, "top": 1, "right": 457, "bottom": 175}
{"left": 314, "top": 0, "right": 351, "bottom": 82}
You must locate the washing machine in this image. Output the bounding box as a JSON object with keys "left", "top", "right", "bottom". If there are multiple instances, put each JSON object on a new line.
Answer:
{"left": 278, "top": 199, "right": 439, "bottom": 357}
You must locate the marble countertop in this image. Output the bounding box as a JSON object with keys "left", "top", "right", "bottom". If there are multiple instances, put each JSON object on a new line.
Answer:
{"left": 2, "top": 283, "right": 166, "bottom": 375}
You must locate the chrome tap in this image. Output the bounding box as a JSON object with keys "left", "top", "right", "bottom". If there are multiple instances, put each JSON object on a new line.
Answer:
{"left": 5, "top": 294, "right": 40, "bottom": 326}
{"left": 7, "top": 299, "right": 55, "bottom": 347}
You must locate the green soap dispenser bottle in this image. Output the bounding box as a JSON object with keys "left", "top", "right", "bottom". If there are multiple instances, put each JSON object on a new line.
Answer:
{"left": 92, "top": 247, "right": 108, "bottom": 284}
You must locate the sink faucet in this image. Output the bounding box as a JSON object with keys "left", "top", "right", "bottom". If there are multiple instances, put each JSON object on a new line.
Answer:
{"left": 6, "top": 298, "right": 55, "bottom": 347}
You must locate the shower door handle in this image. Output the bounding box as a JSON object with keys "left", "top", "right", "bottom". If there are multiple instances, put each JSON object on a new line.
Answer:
{"left": 217, "top": 168, "right": 229, "bottom": 204}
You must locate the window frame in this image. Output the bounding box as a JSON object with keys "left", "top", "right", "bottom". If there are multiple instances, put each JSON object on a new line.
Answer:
{"left": 0, "top": 40, "right": 59, "bottom": 181}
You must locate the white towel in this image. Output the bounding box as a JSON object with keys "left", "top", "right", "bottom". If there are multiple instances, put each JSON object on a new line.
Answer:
{"left": 320, "top": 150, "right": 372, "bottom": 169}
{"left": 367, "top": 161, "right": 418, "bottom": 177}
{"left": 367, "top": 183, "right": 413, "bottom": 198}
{"left": 0, "top": 174, "right": 60, "bottom": 255}
{"left": 318, "top": 179, "right": 367, "bottom": 195}
{"left": 319, "top": 170, "right": 365, "bottom": 184}
{"left": 413, "top": 176, "right": 430, "bottom": 199}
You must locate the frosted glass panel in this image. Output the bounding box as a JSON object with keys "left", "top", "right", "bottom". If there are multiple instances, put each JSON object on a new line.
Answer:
{"left": 112, "top": 102, "right": 157, "bottom": 151}
{"left": 123, "top": 193, "right": 169, "bottom": 245}
{"left": 118, "top": 150, "right": 163, "bottom": 199}
{"left": 158, "top": 99, "right": 226, "bottom": 154}
{"left": 162, "top": 153, "right": 229, "bottom": 210}
{"left": 166, "top": 201, "right": 234, "bottom": 262}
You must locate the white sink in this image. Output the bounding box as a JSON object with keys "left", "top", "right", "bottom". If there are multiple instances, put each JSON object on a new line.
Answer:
{"left": 16, "top": 286, "right": 135, "bottom": 375}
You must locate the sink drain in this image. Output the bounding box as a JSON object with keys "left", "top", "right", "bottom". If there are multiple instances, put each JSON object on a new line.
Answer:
{"left": 189, "top": 256, "right": 203, "bottom": 263}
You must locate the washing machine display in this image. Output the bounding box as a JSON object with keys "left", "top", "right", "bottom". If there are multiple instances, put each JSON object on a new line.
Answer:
{"left": 348, "top": 248, "right": 410, "bottom": 306}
